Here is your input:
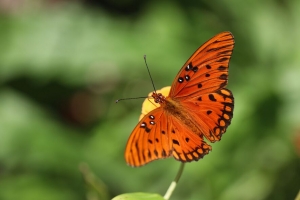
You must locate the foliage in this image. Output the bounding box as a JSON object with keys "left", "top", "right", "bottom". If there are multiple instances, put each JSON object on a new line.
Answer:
{"left": 0, "top": 0, "right": 299, "bottom": 200}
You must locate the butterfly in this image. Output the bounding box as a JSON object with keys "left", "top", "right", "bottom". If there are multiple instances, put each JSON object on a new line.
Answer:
{"left": 125, "top": 31, "right": 234, "bottom": 167}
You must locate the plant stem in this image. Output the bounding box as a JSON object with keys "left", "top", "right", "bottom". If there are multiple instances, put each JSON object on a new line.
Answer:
{"left": 163, "top": 163, "right": 185, "bottom": 200}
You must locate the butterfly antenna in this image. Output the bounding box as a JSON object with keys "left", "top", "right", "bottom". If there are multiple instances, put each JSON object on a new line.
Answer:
{"left": 115, "top": 96, "right": 149, "bottom": 103}
{"left": 144, "top": 55, "right": 157, "bottom": 93}
{"left": 116, "top": 55, "right": 155, "bottom": 103}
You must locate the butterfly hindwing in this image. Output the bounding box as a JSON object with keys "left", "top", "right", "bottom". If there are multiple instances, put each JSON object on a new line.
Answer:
{"left": 125, "top": 107, "right": 212, "bottom": 167}
{"left": 169, "top": 32, "right": 234, "bottom": 99}
{"left": 181, "top": 88, "right": 234, "bottom": 142}
{"left": 168, "top": 116, "right": 212, "bottom": 162}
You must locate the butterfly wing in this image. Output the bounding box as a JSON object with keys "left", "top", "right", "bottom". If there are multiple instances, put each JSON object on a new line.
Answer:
{"left": 181, "top": 88, "right": 234, "bottom": 142}
{"left": 125, "top": 107, "right": 211, "bottom": 167}
{"left": 169, "top": 31, "right": 234, "bottom": 99}
{"left": 166, "top": 32, "right": 234, "bottom": 143}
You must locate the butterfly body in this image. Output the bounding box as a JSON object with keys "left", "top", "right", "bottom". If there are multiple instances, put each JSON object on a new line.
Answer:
{"left": 125, "top": 32, "right": 235, "bottom": 167}
{"left": 152, "top": 93, "right": 200, "bottom": 133}
{"left": 155, "top": 94, "right": 204, "bottom": 137}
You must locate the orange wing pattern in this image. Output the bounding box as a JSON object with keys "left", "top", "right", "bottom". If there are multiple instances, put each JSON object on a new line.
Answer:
{"left": 169, "top": 32, "right": 234, "bottom": 99}
{"left": 183, "top": 88, "right": 234, "bottom": 142}
{"left": 124, "top": 32, "right": 235, "bottom": 167}
{"left": 168, "top": 31, "right": 234, "bottom": 143}
{"left": 125, "top": 108, "right": 211, "bottom": 167}
{"left": 125, "top": 108, "right": 171, "bottom": 167}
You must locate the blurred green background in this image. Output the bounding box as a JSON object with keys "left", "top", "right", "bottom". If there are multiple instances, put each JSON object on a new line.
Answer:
{"left": 0, "top": 0, "right": 299, "bottom": 200}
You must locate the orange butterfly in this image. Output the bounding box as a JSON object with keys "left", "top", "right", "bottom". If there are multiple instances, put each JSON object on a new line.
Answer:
{"left": 125, "top": 32, "right": 234, "bottom": 167}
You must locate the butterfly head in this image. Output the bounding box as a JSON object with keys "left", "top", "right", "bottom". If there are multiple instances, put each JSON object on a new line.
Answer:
{"left": 152, "top": 92, "right": 166, "bottom": 104}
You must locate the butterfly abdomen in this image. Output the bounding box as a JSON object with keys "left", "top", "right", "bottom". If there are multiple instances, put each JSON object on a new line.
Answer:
{"left": 163, "top": 97, "right": 200, "bottom": 134}
{"left": 162, "top": 97, "right": 212, "bottom": 162}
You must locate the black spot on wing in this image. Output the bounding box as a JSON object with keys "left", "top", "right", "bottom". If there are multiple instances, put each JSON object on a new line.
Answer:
{"left": 178, "top": 77, "right": 184, "bottom": 83}
{"left": 185, "top": 75, "right": 190, "bottom": 81}
{"left": 208, "top": 94, "right": 217, "bottom": 101}
{"left": 217, "top": 57, "right": 229, "bottom": 62}
{"left": 218, "top": 65, "right": 227, "bottom": 70}
{"left": 162, "top": 149, "right": 167, "bottom": 157}
{"left": 149, "top": 115, "right": 155, "bottom": 119}
{"left": 140, "top": 122, "right": 146, "bottom": 128}
{"left": 172, "top": 139, "right": 180, "bottom": 145}
{"left": 217, "top": 50, "right": 232, "bottom": 56}
{"left": 219, "top": 74, "right": 228, "bottom": 80}
{"left": 192, "top": 67, "right": 198, "bottom": 72}
{"left": 185, "top": 63, "right": 193, "bottom": 71}
{"left": 206, "top": 44, "right": 233, "bottom": 52}
{"left": 219, "top": 81, "right": 227, "bottom": 88}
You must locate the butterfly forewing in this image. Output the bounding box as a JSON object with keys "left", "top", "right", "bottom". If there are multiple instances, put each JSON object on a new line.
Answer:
{"left": 125, "top": 108, "right": 172, "bottom": 167}
{"left": 169, "top": 32, "right": 234, "bottom": 99}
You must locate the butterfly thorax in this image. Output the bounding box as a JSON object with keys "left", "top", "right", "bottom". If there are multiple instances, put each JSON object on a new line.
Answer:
{"left": 152, "top": 92, "right": 200, "bottom": 134}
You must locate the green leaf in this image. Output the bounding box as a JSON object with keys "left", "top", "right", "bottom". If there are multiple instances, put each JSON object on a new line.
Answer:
{"left": 112, "top": 192, "right": 165, "bottom": 200}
